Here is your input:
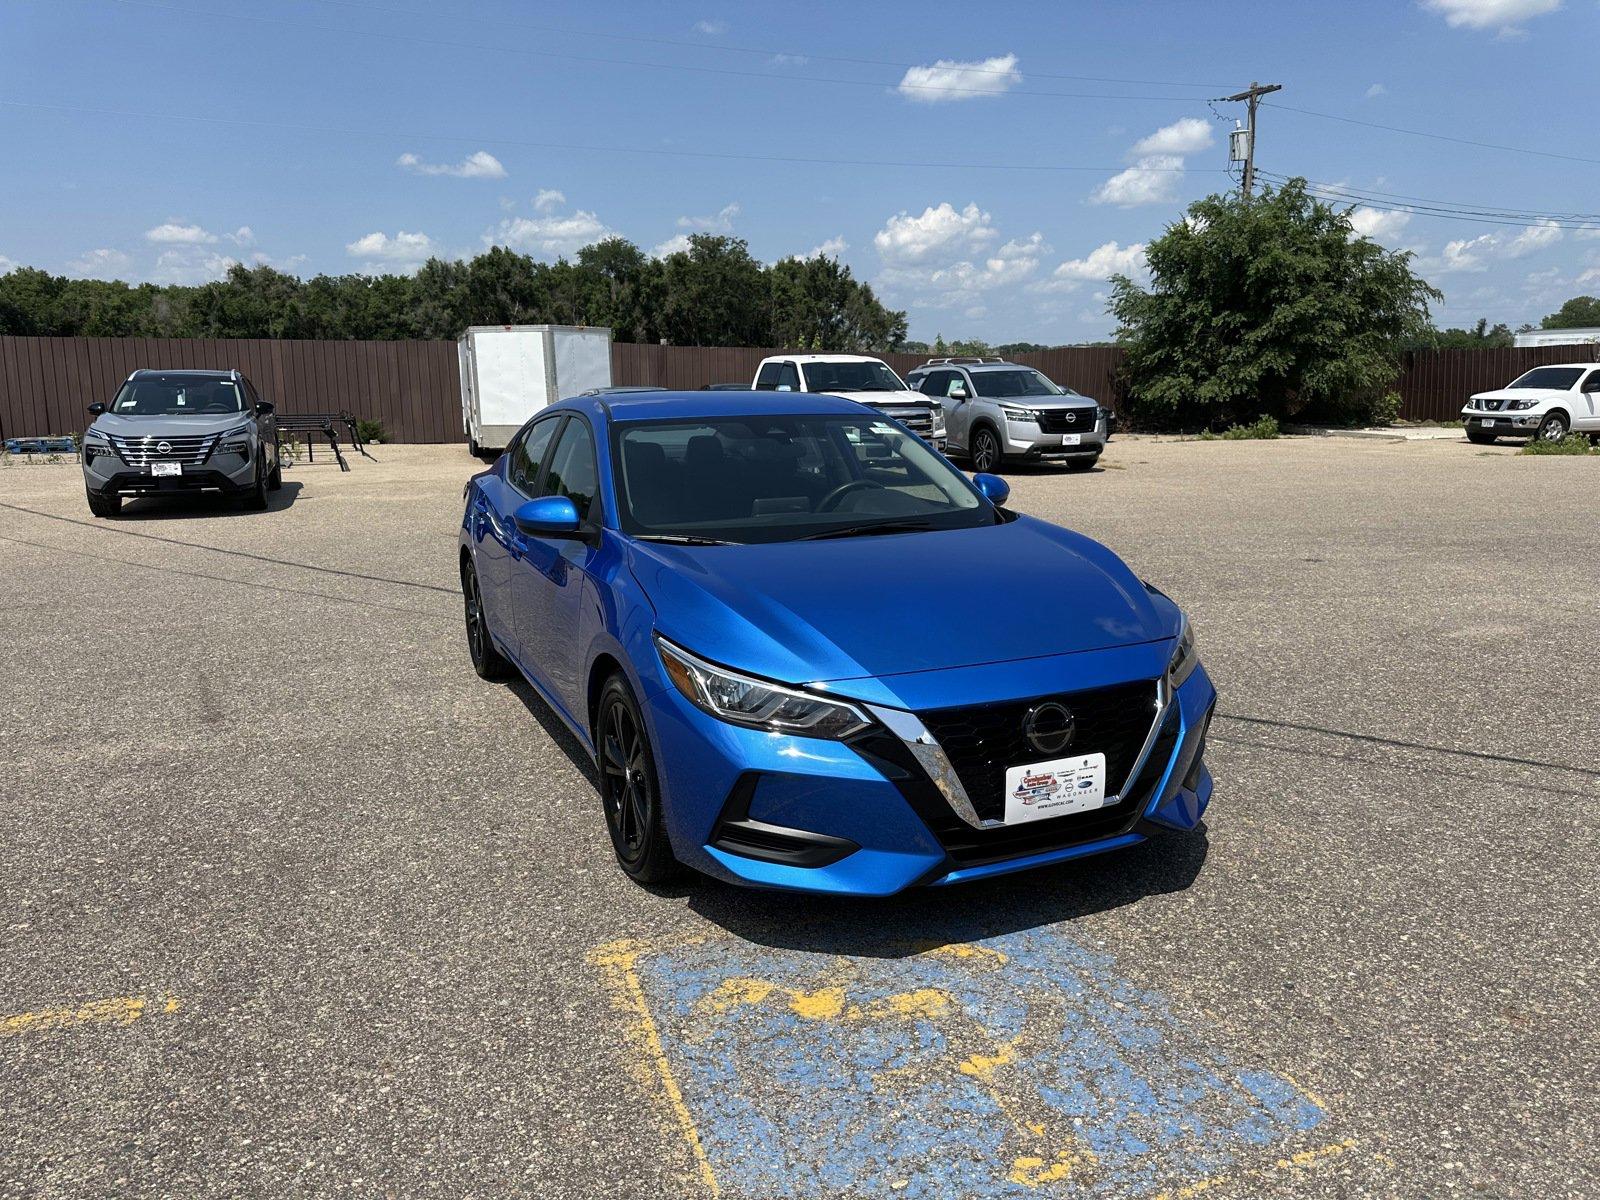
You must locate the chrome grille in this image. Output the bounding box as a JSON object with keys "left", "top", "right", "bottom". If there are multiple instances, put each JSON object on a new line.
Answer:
{"left": 106, "top": 432, "right": 219, "bottom": 467}
{"left": 873, "top": 402, "right": 937, "bottom": 440}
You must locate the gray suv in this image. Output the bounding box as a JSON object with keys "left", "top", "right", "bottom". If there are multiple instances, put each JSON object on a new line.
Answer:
{"left": 905, "top": 358, "right": 1108, "bottom": 472}
{"left": 82, "top": 368, "right": 281, "bottom": 517}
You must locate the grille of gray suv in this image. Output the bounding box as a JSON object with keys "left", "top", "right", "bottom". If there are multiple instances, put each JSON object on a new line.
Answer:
{"left": 107, "top": 432, "right": 220, "bottom": 467}
{"left": 874, "top": 402, "right": 937, "bottom": 440}
{"left": 1036, "top": 408, "right": 1099, "bottom": 434}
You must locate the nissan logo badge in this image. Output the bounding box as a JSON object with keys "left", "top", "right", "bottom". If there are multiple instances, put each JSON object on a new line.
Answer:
{"left": 1023, "top": 702, "right": 1076, "bottom": 756}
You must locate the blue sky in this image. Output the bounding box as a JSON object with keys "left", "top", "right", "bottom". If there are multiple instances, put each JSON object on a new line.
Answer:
{"left": 2, "top": 0, "right": 1597, "bottom": 343}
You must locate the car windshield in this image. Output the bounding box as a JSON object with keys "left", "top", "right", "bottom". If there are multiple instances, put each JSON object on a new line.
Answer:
{"left": 111, "top": 376, "right": 245, "bottom": 415}
{"left": 614, "top": 414, "right": 992, "bottom": 544}
{"left": 971, "top": 369, "right": 1066, "bottom": 398}
{"left": 801, "top": 360, "right": 908, "bottom": 393}
{"left": 1508, "top": 367, "right": 1583, "bottom": 390}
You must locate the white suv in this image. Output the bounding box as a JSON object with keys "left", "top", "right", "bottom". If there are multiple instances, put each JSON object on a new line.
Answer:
{"left": 1462, "top": 362, "right": 1600, "bottom": 444}
{"left": 751, "top": 354, "right": 945, "bottom": 449}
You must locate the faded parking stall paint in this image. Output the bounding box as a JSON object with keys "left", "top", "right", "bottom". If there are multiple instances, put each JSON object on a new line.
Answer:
{"left": 602, "top": 930, "right": 1339, "bottom": 1198}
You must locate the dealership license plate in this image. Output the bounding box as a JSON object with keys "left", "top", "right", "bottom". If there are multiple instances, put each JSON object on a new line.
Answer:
{"left": 1481, "top": 419, "right": 1496, "bottom": 427}
{"left": 150, "top": 461, "right": 182, "bottom": 477}
{"left": 1003, "top": 752, "right": 1107, "bottom": 825}
{"left": 1061, "top": 433, "right": 1081, "bottom": 445}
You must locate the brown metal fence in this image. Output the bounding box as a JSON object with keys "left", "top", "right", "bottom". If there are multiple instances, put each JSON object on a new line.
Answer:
{"left": 4, "top": 335, "right": 1597, "bottom": 442}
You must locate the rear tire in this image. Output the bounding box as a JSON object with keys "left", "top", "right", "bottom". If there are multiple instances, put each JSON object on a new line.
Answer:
{"left": 970, "top": 426, "right": 1003, "bottom": 473}
{"left": 86, "top": 487, "right": 120, "bottom": 518}
{"left": 462, "top": 558, "right": 515, "bottom": 680}
{"left": 595, "top": 674, "right": 680, "bottom": 885}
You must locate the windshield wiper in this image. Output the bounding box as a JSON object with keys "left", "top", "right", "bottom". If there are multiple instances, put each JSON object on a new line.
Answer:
{"left": 635, "top": 533, "right": 736, "bottom": 546}
{"left": 799, "top": 518, "right": 942, "bottom": 541}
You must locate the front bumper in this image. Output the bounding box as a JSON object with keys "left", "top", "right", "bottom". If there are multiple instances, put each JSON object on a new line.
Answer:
{"left": 640, "top": 647, "right": 1216, "bottom": 896}
{"left": 1463, "top": 411, "right": 1540, "bottom": 435}
{"left": 84, "top": 452, "right": 257, "bottom": 497}
{"left": 1005, "top": 427, "right": 1106, "bottom": 458}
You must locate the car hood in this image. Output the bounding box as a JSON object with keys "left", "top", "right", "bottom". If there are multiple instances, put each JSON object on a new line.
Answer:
{"left": 818, "top": 390, "right": 930, "bottom": 408}
{"left": 1469, "top": 388, "right": 1566, "bottom": 403}
{"left": 627, "top": 515, "right": 1168, "bottom": 686}
{"left": 90, "top": 412, "right": 253, "bottom": 437}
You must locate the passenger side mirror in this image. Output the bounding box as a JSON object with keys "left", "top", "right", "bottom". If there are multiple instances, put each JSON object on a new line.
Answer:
{"left": 972, "top": 472, "right": 1010, "bottom": 506}
{"left": 87, "top": 402, "right": 106, "bottom": 416}
{"left": 514, "top": 495, "right": 583, "bottom": 538}
{"left": 949, "top": 384, "right": 969, "bottom": 401}
{"left": 255, "top": 400, "right": 275, "bottom": 415}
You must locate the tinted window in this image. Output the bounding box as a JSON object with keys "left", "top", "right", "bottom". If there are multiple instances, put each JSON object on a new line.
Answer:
{"left": 754, "top": 363, "right": 782, "bottom": 390}
{"left": 509, "top": 416, "right": 562, "bottom": 493}
{"left": 777, "top": 362, "right": 800, "bottom": 391}
{"left": 614, "top": 414, "right": 989, "bottom": 544}
{"left": 1582, "top": 371, "right": 1600, "bottom": 393}
{"left": 111, "top": 376, "right": 245, "bottom": 415}
{"left": 801, "top": 360, "right": 907, "bottom": 393}
{"left": 916, "top": 370, "right": 949, "bottom": 397}
{"left": 970, "top": 369, "right": 1064, "bottom": 398}
{"left": 1509, "top": 367, "right": 1584, "bottom": 390}
{"left": 542, "top": 418, "right": 599, "bottom": 522}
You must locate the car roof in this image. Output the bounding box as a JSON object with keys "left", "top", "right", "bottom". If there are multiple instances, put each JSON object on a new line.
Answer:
{"left": 762, "top": 353, "right": 886, "bottom": 364}
{"left": 557, "top": 389, "right": 874, "bottom": 423}
{"left": 1514, "top": 362, "right": 1597, "bottom": 371}
{"left": 128, "top": 368, "right": 237, "bottom": 379}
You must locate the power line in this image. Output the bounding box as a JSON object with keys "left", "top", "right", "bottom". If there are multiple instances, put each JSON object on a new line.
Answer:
{"left": 99, "top": 0, "right": 1221, "bottom": 104}
{"left": 1264, "top": 102, "right": 1600, "bottom": 168}
{"left": 1258, "top": 176, "right": 1600, "bottom": 223}
{"left": 0, "top": 98, "right": 1231, "bottom": 176}
{"left": 304, "top": 0, "right": 1237, "bottom": 91}
{"left": 1258, "top": 172, "right": 1600, "bottom": 230}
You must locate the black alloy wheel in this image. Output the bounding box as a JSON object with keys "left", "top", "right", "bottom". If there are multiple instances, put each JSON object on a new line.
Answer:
{"left": 462, "top": 559, "right": 514, "bottom": 680}
{"left": 596, "top": 675, "right": 678, "bottom": 884}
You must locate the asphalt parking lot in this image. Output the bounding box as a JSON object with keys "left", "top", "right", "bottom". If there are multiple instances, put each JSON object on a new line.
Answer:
{"left": 2, "top": 433, "right": 1596, "bottom": 1199}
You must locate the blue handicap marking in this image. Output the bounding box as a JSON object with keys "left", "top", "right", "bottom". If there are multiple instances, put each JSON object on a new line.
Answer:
{"left": 630, "top": 927, "right": 1332, "bottom": 1197}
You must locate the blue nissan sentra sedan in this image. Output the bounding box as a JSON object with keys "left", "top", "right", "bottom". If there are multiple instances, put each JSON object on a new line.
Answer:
{"left": 459, "top": 390, "right": 1215, "bottom": 896}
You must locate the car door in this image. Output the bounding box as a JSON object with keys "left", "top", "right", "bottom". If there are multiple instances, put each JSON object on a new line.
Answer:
{"left": 477, "top": 415, "right": 562, "bottom": 657}
{"left": 918, "top": 370, "right": 960, "bottom": 448}
{"left": 510, "top": 414, "right": 603, "bottom": 722}
{"left": 1578, "top": 370, "right": 1600, "bottom": 430}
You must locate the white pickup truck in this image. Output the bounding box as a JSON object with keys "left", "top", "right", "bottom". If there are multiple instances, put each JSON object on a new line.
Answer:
{"left": 1462, "top": 362, "right": 1600, "bottom": 444}
{"left": 751, "top": 354, "right": 946, "bottom": 449}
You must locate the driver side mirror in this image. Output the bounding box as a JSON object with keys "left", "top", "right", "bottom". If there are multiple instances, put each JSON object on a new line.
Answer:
{"left": 87, "top": 402, "right": 106, "bottom": 416}
{"left": 948, "top": 384, "right": 969, "bottom": 402}
{"left": 972, "top": 472, "right": 1010, "bottom": 506}
{"left": 514, "top": 495, "right": 585, "bottom": 539}
{"left": 255, "top": 400, "right": 275, "bottom": 415}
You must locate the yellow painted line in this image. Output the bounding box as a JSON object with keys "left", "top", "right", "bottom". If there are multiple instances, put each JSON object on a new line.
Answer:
{"left": 1, "top": 994, "right": 181, "bottom": 1037}
{"left": 1145, "top": 1137, "right": 1360, "bottom": 1200}
{"left": 591, "top": 940, "right": 720, "bottom": 1198}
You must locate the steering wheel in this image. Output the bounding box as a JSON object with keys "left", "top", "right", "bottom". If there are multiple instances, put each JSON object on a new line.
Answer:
{"left": 199, "top": 403, "right": 232, "bottom": 413}
{"left": 817, "top": 479, "right": 886, "bottom": 512}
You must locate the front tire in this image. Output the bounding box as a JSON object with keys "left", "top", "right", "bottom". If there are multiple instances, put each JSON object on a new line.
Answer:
{"left": 462, "top": 558, "right": 515, "bottom": 680}
{"left": 243, "top": 459, "right": 269, "bottom": 510}
{"left": 1536, "top": 412, "right": 1569, "bottom": 442}
{"left": 267, "top": 449, "right": 283, "bottom": 491}
{"left": 86, "top": 487, "right": 120, "bottom": 518}
{"left": 1065, "top": 456, "right": 1099, "bottom": 472}
{"left": 596, "top": 674, "right": 679, "bottom": 885}
{"left": 970, "top": 426, "right": 1003, "bottom": 473}
{"left": 1466, "top": 430, "right": 1497, "bottom": 445}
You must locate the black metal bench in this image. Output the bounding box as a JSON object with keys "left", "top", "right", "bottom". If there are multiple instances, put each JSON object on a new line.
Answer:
{"left": 274, "top": 411, "right": 375, "bottom": 472}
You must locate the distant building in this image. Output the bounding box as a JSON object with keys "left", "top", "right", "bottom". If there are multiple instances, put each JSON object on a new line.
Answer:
{"left": 1514, "top": 327, "right": 1600, "bottom": 348}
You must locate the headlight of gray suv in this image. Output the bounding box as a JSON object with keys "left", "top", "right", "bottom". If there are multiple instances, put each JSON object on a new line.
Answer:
{"left": 1002, "top": 407, "right": 1039, "bottom": 423}
{"left": 656, "top": 636, "right": 870, "bottom": 739}
{"left": 218, "top": 424, "right": 252, "bottom": 454}
{"left": 1168, "top": 617, "right": 1199, "bottom": 686}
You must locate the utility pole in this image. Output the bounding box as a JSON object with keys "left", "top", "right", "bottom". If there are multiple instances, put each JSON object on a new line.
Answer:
{"left": 1221, "top": 81, "right": 1282, "bottom": 198}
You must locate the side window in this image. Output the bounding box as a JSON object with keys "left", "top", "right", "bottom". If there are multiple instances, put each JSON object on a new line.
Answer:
{"left": 754, "top": 363, "right": 782, "bottom": 391}
{"left": 918, "top": 370, "right": 950, "bottom": 397}
{"left": 778, "top": 362, "right": 801, "bottom": 392}
{"left": 509, "top": 416, "right": 562, "bottom": 494}
{"left": 947, "top": 372, "right": 971, "bottom": 398}
{"left": 541, "top": 417, "right": 600, "bottom": 523}
{"left": 1583, "top": 370, "right": 1600, "bottom": 393}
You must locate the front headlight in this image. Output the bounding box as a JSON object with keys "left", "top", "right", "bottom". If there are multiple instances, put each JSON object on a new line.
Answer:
{"left": 656, "top": 636, "right": 870, "bottom": 739}
{"left": 1168, "top": 617, "right": 1199, "bottom": 687}
{"left": 1002, "top": 407, "right": 1039, "bottom": 423}
{"left": 218, "top": 425, "right": 252, "bottom": 454}
{"left": 1508, "top": 399, "right": 1538, "bottom": 411}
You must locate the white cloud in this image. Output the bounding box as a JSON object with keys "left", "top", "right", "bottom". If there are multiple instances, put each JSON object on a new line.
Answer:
{"left": 1348, "top": 207, "right": 1413, "bottom": 241}
{"left": 652, "top": 233, "right": 693, "bottom": 258}
{"left": 67, "top": 248, "right": 133, "bottom": 277}
{"left": 874, "top": 202, "right": 998, "bottom": 265}
{"left": 144, "top": 222, "right": 218, "bottom": 245}
{"left": 0, "top": 255, "right": 16, "bottom": 273}
{"left": 1049, "top": 240, "right": 1148, "bottom": 286}
{"left": 1505, "top": 221, "right": 1563, "bottom": 257}
{"left": 897, "top": 54, "right": 1021, "bottom": 103}
{"left": 770, "top": 53, "right": 808, "bottom": 67}
{"left": 491, "top": 209, "right": 612, "bottom": 258}
{"left": 1421, "top": 0, "right": 1560, "bottom": 31}
{"left": 1576, "top": 266, "right": 1600, "bottom": 285}
{"left": 397, "top": 150, "right": 507, "bottom": 179}
{"left": 533, "top": 188, "right": 566, "bottom": 212}
{"left": 1131, "top": 117, "right": 1214, "bottom": 157}
{"left": 807, "top": 236, "right": 848, "bottom": 259}
{"left": 1424, "top": 221, "right": 1563, "bottom": 273}
{"left": 676, "top": 202, "right": 740, "bottom": 233}
{"left": 1365, "top": 83, "right": 1387, "bottom": 98}
{"left": 693, "top": 19, "right": 727, "bottom": 34}
{"left": 1090, "top": 155, "right": 1184, "bottom": 207}
{"left": 228, "top": 226, "right": 254, "bottom": 246}
{"left": 151, "top": 249, "right": 239, "bottom": 284}
{"left": 345, "top": 230, "right": 438, "bottom": 271}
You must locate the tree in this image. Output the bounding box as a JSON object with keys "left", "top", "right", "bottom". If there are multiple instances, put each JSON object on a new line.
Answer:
{"left": 1109, "top": 179, "right": 1440, "bottom": 429}
{"left": 658, "top": 235, "right": 769, "bottom": 346}
{"left": 1541, "top": 295, "right": 1600, "bottom": 330}
{"left": 1409, "top": 318, "right": 1514, "bottom": 350}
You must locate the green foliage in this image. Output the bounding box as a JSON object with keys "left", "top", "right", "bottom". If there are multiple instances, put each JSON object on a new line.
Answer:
{"left": 1520, "top": 434, "right": 1596, "bottom": 456}
{"left": 1199, "top": 415, "right": 1280, "bottom": 440}
{"left": 1372, "top": 391, "right": 1402, "bottom": 425}
{"left": 0, "top": 238, "right": 907, "bottom": 351}
{"left": 1540, "top": 295, "right": 1600, "bottom": 330}
{"left": 355, "top": 418, "right": 387, "bottom": 443}
{"left": 1408, "top": 318, "right": 1515, "bottom": 349}
{"left": 1110, "top": 179, "right": 1440, "bottom": 431}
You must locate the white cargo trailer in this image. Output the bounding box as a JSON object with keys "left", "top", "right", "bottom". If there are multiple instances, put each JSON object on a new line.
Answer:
{"left": 457, "top": 324, "right": 613, "bottom": 454}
